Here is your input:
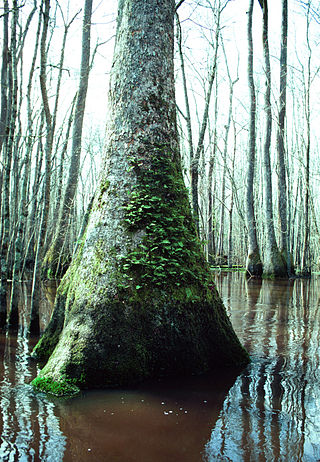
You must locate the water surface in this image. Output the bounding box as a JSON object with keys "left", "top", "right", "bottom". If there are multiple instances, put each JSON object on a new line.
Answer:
{"left": 1, "top": 274, "right": 320, "bottom": 461}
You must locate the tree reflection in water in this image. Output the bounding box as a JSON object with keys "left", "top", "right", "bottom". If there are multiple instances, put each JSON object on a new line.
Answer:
{"left": 0, "top": 283, "right": 66, "bottom": 461}
{"left": 205, "top": 274, "right": 320, "bottom": 461}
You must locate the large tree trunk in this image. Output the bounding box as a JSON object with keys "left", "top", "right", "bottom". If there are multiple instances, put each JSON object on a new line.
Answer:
{"left": 31, "top": 0, "right": 249, "bottom": 395}
{"left": 259, "top": 0, "right": 287, "bottom": 278}
{"left": 245, "top": 0, "right": 263, "bottom": 276}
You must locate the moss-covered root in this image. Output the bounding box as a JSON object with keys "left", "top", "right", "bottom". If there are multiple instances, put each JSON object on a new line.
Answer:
{"left": 31, "top": 376, "right": 80, "bottom": 397}
{"left": 263, "top": 245, "right": 288, "bottom": 278}
{"left": 246, "top": 250, "right": 263, "bottom": 277}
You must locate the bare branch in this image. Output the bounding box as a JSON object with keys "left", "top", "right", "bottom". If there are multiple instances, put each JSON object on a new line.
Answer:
{"left": 175, "top": 0, "right": 186, "bottom": 12}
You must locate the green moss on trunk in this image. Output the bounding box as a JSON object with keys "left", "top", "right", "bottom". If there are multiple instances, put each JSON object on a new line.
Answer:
{"left": 31, "top": 376, "right": 80, "bottom": 397}
{"left": 119, "top": 149, "right": 212, "bottom": 292}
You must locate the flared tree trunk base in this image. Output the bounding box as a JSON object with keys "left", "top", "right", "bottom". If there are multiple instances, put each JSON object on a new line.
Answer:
{"left": 32, "top": 281, "right": 249, "bottom": 393}
{"left": 263, "top": 245, "right": 288, "bottom": 278}
{"left": 32, "top": 149, "right": 250, "bottom": 395}
{"left": 246, "top": 250, "right": 263, "bottom": 277}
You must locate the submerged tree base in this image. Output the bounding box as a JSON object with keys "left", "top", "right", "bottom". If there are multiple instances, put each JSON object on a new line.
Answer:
{"left": 33, "top": 287, "right": 249, "bottom": 391}
{"left": 280, "top": 249, "right": 295, "bottom": 277}
{"left": 263, "top": 245, "right": 288, "bottom": 278}
{"left": 246, "top": 250, "right": 263, "bottom": 277}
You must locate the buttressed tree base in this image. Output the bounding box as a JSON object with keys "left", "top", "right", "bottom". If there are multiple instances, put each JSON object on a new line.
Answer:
{"left": 31, "top": 0, "right": 249, "bottom": 396}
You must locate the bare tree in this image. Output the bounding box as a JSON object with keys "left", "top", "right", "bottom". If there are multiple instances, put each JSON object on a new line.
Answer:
{"left": 276, "top": 0, "right": 294, "bottom": 276}
{"left": 177, "top": 1, "right": 225, "bottom": 233}
{"left": 300, "top": 1, "right": 312, "bottom": 277}
{"left": 259, "top": 0, "right": 287, "bottom": 277}
{"left": 245, "top": 0, "right": 263, "bottom": 276}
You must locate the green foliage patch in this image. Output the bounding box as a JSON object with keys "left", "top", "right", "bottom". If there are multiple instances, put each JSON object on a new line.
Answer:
{"left": 119, "top": 148, "right": 213, "bottom": 299}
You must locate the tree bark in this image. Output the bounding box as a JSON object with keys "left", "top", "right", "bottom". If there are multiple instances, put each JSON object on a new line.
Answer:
{"left": 245, "top": 0, "right": 263, "bottom": 276}
{"left": 31, "top": 0, "right": 249, "bottom": 395}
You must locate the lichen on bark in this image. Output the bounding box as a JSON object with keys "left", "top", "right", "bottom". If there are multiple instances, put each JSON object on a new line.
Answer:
{"left": 31, "top": 0, "right": 249, "bottom": 394}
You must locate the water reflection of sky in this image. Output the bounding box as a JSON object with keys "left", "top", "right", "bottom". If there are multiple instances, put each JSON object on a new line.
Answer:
{"left": 205, "top": 274, "right": 320, "bottom": 462}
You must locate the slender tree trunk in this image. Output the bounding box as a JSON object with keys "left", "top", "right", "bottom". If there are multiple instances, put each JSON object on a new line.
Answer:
{"left": 228, "top": 122, "right": 237, "bottom": 268}
{"left": 25, "top": 114, "right": 44, "bottom": 267}
{"left": 4, "top": 0, "right": 19, "bottom": 325}
{"left": 53, "top": 96, "right": 76, "bottom": 219}
{"left": 207, "top": 85, "right": 218, "bottom": 264}
{"left": 38, "top": 0, "right": 53, "bottom": 251}
{"left": 0, "top": 0, "right": 9, "bottom": 157}
{"left": 246, "top": 0, "right": 263, "bottom": 276}
{"left": 277, "top": 0, "right": 293, "bottom": 276}
{"left": 177, "top": 4, "right": 221, "bottom": 234}
{"left": 42, "top": 0, "right": 93, "bottom": 279}
{"left": 259, "top": 0, "right": 287, "bottom": 277}
{"left": 217, "top": 50, "right": 237, "bottom": 259}
{"left": 28, "top": 0, "right": 53, "bottom": 334}
{"left": 300, "top": 3, "right": 311, "bottom": 277}
{"left": 191, "top": 25, "right": 219, "bottom": 233}
{"left": 31, "top": 0, "right": 249, "bottom": 395}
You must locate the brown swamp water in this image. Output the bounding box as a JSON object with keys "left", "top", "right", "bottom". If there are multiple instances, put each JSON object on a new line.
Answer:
{"left": 0, "top": 273, "right": 320, "bottom": 461}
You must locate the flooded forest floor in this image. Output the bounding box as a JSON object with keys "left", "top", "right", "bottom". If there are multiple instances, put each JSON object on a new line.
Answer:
{"left": 0, "top": 273, "right": 320, "bottom": 461}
